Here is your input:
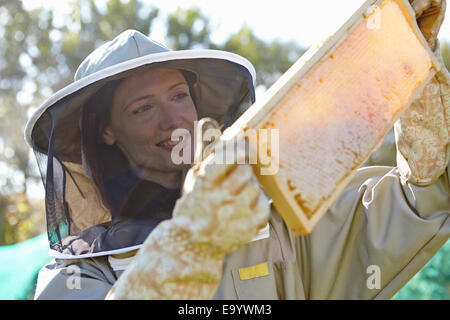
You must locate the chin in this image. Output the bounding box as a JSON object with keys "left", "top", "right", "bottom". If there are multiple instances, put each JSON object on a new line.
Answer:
{"left": 166, "top": 161, "right": 191, "bottom": 172}
{"left": 149, "top": 159, "right": 188, "bottom": 173}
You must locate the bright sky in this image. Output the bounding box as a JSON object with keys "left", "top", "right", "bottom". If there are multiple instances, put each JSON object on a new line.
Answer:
{"left": 23, "top": 0, "right": 450, "bottom": 48}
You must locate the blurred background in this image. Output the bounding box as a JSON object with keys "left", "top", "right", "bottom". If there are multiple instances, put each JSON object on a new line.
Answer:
{"left": 0, "top": 0, "right": 448, "bottom": 300}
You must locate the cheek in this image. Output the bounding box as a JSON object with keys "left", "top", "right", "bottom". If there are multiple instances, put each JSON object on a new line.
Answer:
{"left": 118, "top": 120, "right": 159, "bottom": 149}
{"left": 118, "top": 127, "right": 159, "bottom": 165}
{"left": 133, "top": 125, "right": 159, "bottom": 146}
{"left": 189, "top": 102, "right": 198, "bottom": 121}
{"left": 182, "top": 100, "right": 198, "bottom": 125}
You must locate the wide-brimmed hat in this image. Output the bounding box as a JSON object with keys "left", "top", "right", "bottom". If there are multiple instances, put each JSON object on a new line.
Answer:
{"left": 24, "top": 29, "right": 256, "bottom": 257}
{"left": 25, "top": 29, "right": 256, "bottom": 164}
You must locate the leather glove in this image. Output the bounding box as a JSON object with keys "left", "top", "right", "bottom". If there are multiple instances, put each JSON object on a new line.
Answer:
{"left": 395, "top": 0, "right": 449, "bottom": 185}
{"left": 106, "top": 119, "right": 270, "bottom": 299}
{"left": 409, "top": 0, "right": 446, "bottom": 50}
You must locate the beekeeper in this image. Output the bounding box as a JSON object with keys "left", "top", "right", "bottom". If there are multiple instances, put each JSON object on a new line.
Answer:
{"left": 29, "top": 0, "right": 449, "bottom": 299}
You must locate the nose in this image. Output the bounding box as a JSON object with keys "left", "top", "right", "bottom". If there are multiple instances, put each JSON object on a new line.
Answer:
{"left": 159, "top": 103, "right": 183, "bottom": 131}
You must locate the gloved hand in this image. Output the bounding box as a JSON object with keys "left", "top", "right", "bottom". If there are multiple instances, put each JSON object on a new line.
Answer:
{"left": 395, "top": 0, "right": 449, "bottom": 185}
{"left": 106, "top": 119, "right": 270, "bottom": 299}
{"left": 175, "top": 143, "right": 270, "bottom": 252}
{"left": 409, "top": 0, "right": 446, "bottom": 50}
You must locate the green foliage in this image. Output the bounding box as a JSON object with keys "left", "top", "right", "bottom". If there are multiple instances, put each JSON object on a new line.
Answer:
{"left": 166, "top": 8, "right": 304, "bottom": 87}
{"left": 60, "top": 0, "right": 159, "bottom": 83}
{"left": 166, "top": 7, "right": 211, "bottom": 50}
{"left": 0, "top": 0, "right": 39, "bottom": 186}
{"left": 221, "top": 25, "right": 304, "bottom": 87}
{"left": 442, "top": 41, "right": 450, "bottom": 71}
{"left": 0, "top": 192, "right": 45, "bottom": 245}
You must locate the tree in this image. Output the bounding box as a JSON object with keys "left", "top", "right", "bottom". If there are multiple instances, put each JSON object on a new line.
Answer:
{"left": 0, "top": 0, "right": 41, "bottom": 193}
{"left": 59, "top": 0, "right": 159, "bottom": 84}
{"left": 166, "top": 7, "right": 211, "bottom": 50}
{"left": 166, "top": 8, "right": 305, "bottom": 88}
{"left": 220, "top": 25, "right": 304, "bottom": 87}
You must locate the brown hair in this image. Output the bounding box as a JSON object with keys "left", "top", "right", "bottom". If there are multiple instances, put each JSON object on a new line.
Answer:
{"left": 81, "top": 79, "right": 128, "bottom": 209}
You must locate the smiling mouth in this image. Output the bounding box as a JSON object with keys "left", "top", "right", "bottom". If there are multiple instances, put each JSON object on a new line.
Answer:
{"left": 156, "top": 138, "right": 181, "bottom": 149}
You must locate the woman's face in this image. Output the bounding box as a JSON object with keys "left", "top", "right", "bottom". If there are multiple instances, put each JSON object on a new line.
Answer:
{"left": 103, "top": 67, "right": 198, "bottom": 185}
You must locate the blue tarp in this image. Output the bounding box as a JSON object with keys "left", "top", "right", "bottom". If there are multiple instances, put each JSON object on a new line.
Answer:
{"left": 0, "top": 233, "right": 52, "bottom": 300}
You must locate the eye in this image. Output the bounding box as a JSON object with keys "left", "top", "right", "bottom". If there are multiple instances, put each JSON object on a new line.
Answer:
{"left": 132, "top": 104, "right": 153, "bottom": 115}
{"left": 173, "top": 92, "right": 189, "bottom": 101}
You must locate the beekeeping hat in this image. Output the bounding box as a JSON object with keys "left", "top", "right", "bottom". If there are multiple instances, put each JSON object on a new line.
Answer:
{"left": 24, "top": 29, "right": 256, "bottom": 258}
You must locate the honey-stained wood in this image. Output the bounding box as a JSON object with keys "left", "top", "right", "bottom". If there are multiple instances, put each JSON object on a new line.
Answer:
{"left": 221, "top": 0, "right": 440, "bottom": 235}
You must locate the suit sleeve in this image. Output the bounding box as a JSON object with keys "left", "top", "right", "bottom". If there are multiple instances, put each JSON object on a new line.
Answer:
{"left": 34, "top": 257, "right": 115, "bottom": 300}
{"left": 297, "top": 161, "right": 449, "bottom": 299}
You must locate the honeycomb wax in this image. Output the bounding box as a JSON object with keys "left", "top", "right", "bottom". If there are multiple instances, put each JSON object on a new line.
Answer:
{"left": 222, "top": 0, "right": 438, "bottom": 235}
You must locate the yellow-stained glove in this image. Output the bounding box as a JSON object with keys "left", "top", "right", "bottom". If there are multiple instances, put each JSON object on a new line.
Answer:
{"left": 395, "top": 0, "right": 449, "bottom": 186}
{"left": 409, "top": 0, "right": 446, "bottom": 50}
{"left": 106, "top": 120, "right": 269, "bottom": 299}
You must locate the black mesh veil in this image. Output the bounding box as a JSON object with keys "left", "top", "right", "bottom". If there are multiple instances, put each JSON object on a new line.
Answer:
{"left": 30, "top": 59, "right": 255, "bottom": 257}
{"left": 34, "top": 109, "right": 71, "bottom": 251}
